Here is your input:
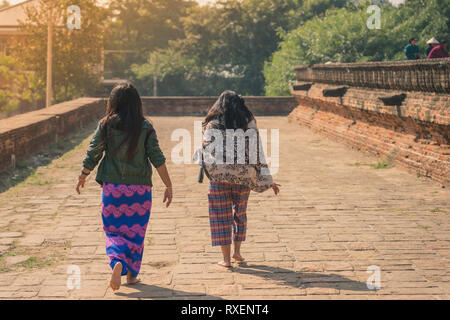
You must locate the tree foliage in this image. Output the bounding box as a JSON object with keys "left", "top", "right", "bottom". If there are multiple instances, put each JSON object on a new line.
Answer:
{"left": 105, "top": 0, "right": 195, "bottom": 80}
{"left": 13, "top": 0, "right": 107, "bottom": 103}
{"left": 131, "top": 0, "right": 305, "bottom": 96}
{"left": 264, "top": 0, "right": 450, "bottom": 95}
{"left": 0, "top": 53, "right": 42, "bottom": 116}
{"left": 5, "top": 0, "right": 449, "bottom": 103}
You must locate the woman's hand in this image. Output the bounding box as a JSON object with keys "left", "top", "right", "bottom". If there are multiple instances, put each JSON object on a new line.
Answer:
{"left": 163, "top": 187, "right": 173, "bottom": 207}
{"left": 76, "top": 175, "right": 86, "bottom": 194}
{"left": 156, "top": 163, "right": 173, "bottom": 208}
{"left": 272, "top": 183, "right": 281, "bottom": 195}
{"left": 76, "top": 168, "right": 90, "bottom": 194}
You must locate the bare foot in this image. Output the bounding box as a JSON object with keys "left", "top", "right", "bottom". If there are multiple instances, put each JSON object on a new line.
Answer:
{"left": 232, "top": 253, "right": 245, "bottom": 262}
{"left": 110, "top": 262, "right": 122, "bottom": 291}
{"left": 126, "top": 275, "right": 141, "bottom": 285}
{"left": 218, "top": 261, "right": 232, "bottom": 268}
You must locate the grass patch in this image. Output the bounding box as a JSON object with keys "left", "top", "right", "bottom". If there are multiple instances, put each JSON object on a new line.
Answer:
{"left": 16, "top": 256, "right": 53, "bottom": 269}
{"left": 349, "top": 162, "right": 363, "bottom": 167}
{"left": 430, "top": 208, "right": 445, "bottom": 213}
{"left": 369, "top": 161, "right": 389, "bottom": 169}
{"left": 0, "top": 238, "right": 68, "bottom": 273}
{"left": 418, "top": 225, "right": 432, "bottom": 230}
{"left": 23, "top": 172, "right": 51, "bottom": 186}
{"left": 349, "top": 160, "right": 391, "bottom": 169}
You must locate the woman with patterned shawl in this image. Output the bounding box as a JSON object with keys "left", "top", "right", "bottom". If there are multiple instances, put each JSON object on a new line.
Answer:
{"left": 196, "top": 91, "right": 281, "bottom": 268}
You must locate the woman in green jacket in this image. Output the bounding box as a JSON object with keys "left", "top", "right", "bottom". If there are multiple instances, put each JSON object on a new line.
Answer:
{"left": 404, "top": 37, "right": 421, "bottom": 60}
{"left": 76, "top": 83, "right": 173, "bottom": 291}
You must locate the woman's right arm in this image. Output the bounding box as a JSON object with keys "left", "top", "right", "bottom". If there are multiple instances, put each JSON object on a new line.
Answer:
{"left": 77, "top": 123, "right": 105, "bottom": 194}
{"left": 82, "top": 122, "right": 105, "bottom": 171}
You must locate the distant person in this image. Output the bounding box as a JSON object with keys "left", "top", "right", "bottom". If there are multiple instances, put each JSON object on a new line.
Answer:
{"left": 426, "top": 37, "right": 439, "bottom": 57}
{"left": 427, "top": 40, "right": 449, "bottom": 59}
{"left": 404, "top": 37, "right": 420, "bottom": 60}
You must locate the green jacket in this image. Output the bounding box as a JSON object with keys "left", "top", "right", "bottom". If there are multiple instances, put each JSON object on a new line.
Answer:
{"left": 404, "top": 43, "right": 420, "bottom": 60}
{"left": 82, "top": 119, "right": 166, "bottom": 186}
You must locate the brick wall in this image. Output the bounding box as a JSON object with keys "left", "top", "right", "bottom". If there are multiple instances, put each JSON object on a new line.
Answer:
{"left": 295, "top": 58, "right": 450, "bottom": 93}
{"left": 0, "top": 96, "right": 296, "bottom": 173}
{"left": 0, "top": 98, "right": 106, "bottom": 173}
{"left": 289, "top": 82, "right": 450, "bottom": 185}
{"left": 141, "top": 96, "right": 296, "bottom": 116}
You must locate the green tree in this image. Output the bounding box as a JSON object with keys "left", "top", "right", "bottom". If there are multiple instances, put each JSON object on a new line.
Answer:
{"left": 264, "top": 0, "right": 450, "bottom": 95}
{"left": 289, "top": 0, "right": 348, "bottom": 24}
{"left": 132, "top": 48, "right": 239, "bottom": 96}
{"left": 133, "top": 0, "right": 304, "bottom": 96}
{"left": 14, "top": 0, "right": 107, "bottom": 103}
{"left": 0, "top": 53, "right": 42, "bottom": 116}
{"left": 105, "top": 0, "right": 195, "bottom": 80}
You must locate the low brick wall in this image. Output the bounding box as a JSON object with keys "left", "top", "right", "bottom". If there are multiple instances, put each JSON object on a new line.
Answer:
{"left": 289, "top": 82, "right": 450, "bottom": 185}
{"left": 0, "top": 98, "right": 106, "bottom": 173}
{"left": 141, "top": 96, "right": 296, "bottom": 115}
{"left": 295, "top": 58, "right": 450, "bottom": 93}
{"left": 0, "top": 96, "right": 296, "bottom": 173}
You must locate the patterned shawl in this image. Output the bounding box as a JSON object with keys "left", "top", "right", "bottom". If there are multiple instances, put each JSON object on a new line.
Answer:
{"left": 195, "top": 118, "right": 274, "bottom": 192}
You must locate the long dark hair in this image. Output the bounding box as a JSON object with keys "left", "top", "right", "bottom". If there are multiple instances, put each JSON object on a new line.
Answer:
{"left": 203, "top": 90, "right": 254, "bottom": 130}
{"left": 100, "top": 83, "right": 145, "bottom": 162}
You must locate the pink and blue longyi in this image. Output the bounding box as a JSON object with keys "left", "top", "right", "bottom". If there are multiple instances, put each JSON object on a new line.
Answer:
{"left": 101, "top": 183, "right": 152, "bottom": 277}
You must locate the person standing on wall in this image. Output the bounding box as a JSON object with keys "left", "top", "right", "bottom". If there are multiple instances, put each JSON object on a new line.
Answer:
{"left": 426, "top": 37, "right": 440, "bottom": 57}
{"left": 404, "top": 37, "right": 421, "bottom": 60}
{"left": 427, "top": 40, "right": 449, "bottom": 59}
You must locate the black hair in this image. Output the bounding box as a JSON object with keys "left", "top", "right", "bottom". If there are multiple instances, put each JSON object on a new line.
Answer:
{"left": 100, "top": 83, "right": 145, "bottom": 162}
{"left": 203, "top": 90, "right": 255, "bottom": 130}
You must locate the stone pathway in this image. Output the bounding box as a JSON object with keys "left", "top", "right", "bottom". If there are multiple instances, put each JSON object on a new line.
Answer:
{"left": 0, "top": 116, "right": 448, "bottom": 299}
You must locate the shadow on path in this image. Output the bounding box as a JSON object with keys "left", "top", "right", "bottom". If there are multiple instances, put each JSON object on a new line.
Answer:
{"left": 233, "top": 263, "right": 370, "bottom": 291}
{"left": 114, "top": 283, "right": 224, "bottom": 300}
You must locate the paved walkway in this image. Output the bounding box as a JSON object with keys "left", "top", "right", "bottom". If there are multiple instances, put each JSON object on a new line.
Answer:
{"left": 0, "top": 116, "right": 449, "bottom": 299}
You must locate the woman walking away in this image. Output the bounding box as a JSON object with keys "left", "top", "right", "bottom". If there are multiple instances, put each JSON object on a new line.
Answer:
{"left": 76, "top": 83, "right": 173, "bottom": 291}
{"left": 197, "top": 91, "right": 280, "bottom": 268}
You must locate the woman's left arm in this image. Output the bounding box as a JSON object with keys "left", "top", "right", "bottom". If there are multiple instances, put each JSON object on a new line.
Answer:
{"left": 146, "top": 128, "right": 173, "bottom": 207}
{"left": 248, "top": 120, "right": 279, "bottom": 195}
{"left": 156, "top": 163, "right": 173, "bottom": 208}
